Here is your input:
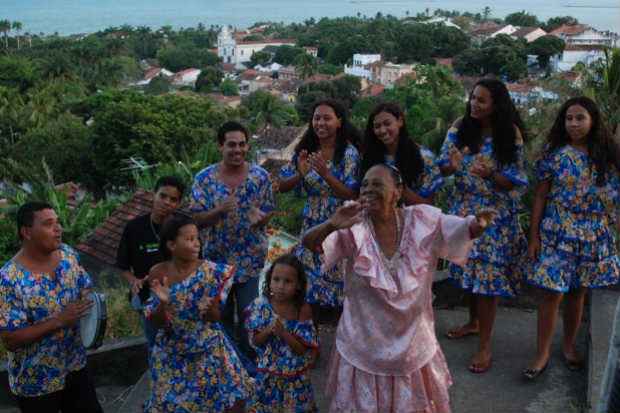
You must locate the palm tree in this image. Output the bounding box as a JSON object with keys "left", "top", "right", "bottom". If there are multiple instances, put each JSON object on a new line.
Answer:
{"left": 0, "top": 19, "right": 11, "bottom": 49}
{"left": 482, "top": 6, "right": 492, "bottom": 21}
{"left": 242, "top": 90, "right": 298, "bottom": 134}
{"left": 12, "top": 21, "right": 22, "bottom": 49}
{"left": 294, "top": 53, "right": 317, "bottom": 80}
{"left": 585, "top": 48, "right": 620, "bottom": 139}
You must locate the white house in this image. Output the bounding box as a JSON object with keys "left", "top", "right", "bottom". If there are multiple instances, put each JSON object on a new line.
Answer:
{"left": 511, "top": 26, "right": 547, "bottom": 43}
{"left": 217, "top": 26, "right": 295, "bottom": 68}
{"left": 254, "top": 62, "right": 283, "bottom": 73}
{"left": 421, "top": 17, "right": 462, "bottom": 30}
{"left": 470, "top": 23, "right": 518, "bottom": 44}
{"left": 551, "top": 24, "right": 618, "bottom": 47}
{"left": 133, "top": 67, "right": 174, "bottom": 86}
{"left": 371, "top": 62, "right": 416, "bottom": 87}
{"left": 344, "top": 54, "right": 382, "bottom": 79}
{"left": 507, "top": 83, "right": 559, "bottom": 106}
{"left": 551, "top": 44, "right": 607, "bottom": 72}
{"left": 171, "top": 68, "right": 202, "bottom": 87}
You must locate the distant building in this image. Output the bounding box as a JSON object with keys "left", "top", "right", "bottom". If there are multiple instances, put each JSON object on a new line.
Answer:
{"left": 420, "top": 16, "right": 462, "bottom": 30}
{"left": 551, "top": 24, "right": 618, "bottom": 47}
{"left": 217, "top": 26, "right": 295, "bottom": 68}
{"left": 371, "top": 62, "right": 416, "bottom": 87}
{"left": 303, "top": 46, "right": 318, "bottom": 58}
{"left": 133, "top": 67, "right": 174, "bottom": 86}
{"left": 506, "top": 83, "right": 559, "bottom": 106}
{"left": 551, "top": 44, "right": 607, "bottom": 72}
{"left": 279, "top": 65, "right": 298, "bottom": 81}
{"left": 171, "top": 68, "right": 202, "bottom": 87}
{"left": 344, "top": 54, "right": 382, "bottom": 79}
{"left": 470, "top": 22, "right": 517, "bottom": 44}
{"left": 511, "top": 26, "right": 547, "bottom": 43}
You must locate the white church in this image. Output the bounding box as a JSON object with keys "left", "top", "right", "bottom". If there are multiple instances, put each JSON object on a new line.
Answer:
{"left": 217, "top": 26, "right": 296, "bottom": 68}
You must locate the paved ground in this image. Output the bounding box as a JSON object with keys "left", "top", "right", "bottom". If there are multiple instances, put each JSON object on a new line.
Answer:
{"left": 0, "top": 306, "right": 588, "bottom": 413}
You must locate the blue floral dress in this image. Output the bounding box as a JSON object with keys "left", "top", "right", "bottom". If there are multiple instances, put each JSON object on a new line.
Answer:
{"left": 191, "top": 163, "right": 275, "bottom": 284}
{"left": 528, "top": 145, "right": 620, "bottom": 292}
{"left": 279, "top": 145, "right": 361, "bottom": 307}
{"left": 144, "top": 260, "right": 254, "bottom": 413}
{"left": 384, "top": 145, "right": 444, "bottom": 200}
{"left": 437, "top": 127, "right": 528, "bottom": 297}
{"left": 244, "top": 296, "right": 318, "bottom": 413}
{"left": 0, "top": 245, "right": 92, "bottom": 397}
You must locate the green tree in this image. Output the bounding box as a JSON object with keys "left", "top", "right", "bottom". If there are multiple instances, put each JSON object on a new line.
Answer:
{"left": 157, "top": 44, "right": 220, "bottom": 72}
{"left": 0, "top": 56, "right": 38, "bottom": 92}
{"left": 144, "top": 76, "right": 171, "bottom": 95}
{"left": 586, "top": 48, "right": 620, "bottom": 136}
{"left": 544, "top": 16, "right": 579, "bottom": 32}
{"left": 294, "top": 53, "right": 317, "bottom": 80}
{"left": 273, "top": 45, "right": 306, "bottom": 65}
{"left": 12, "top": 21, "right": 22, "bottom": 49}
{"left": 0, "top": 20, "right": 11, "bottom": 49}
{"left": 250, "top": 50, "right": 272, "bottom": 67}
{"left": 482, "top": 7, "right": 492, "bottom": 21}
{"left": 195, "top": 67, "right": 223, "bottom": 92}
{"left": 220, "top": 78, "right": 239, "bottom": 96}
{"left": 504, "top": 11, "right": 540, "bottom": 28}
{"left": 526, "top": 35, "right": 565, "bottom": 68}
{"left": 241, "top": 90, "right": 298, "bottom": 132}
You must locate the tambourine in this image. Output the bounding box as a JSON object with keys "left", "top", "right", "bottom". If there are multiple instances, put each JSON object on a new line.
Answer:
{"left": 80, "top": 291, "right": 107, "bottom": 350}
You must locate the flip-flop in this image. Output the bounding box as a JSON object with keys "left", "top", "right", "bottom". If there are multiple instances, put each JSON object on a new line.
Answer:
{"left": 563, "top": 354, "right": 584, "bottom": 371}
{"left": 445, "top": 327, "right": 479, "bottom": 340}
{"left": 523, "top": 361, "right": 549, "bottom": 381}
{"left": 468, "top": 358, "right": 492, "bottom": 374}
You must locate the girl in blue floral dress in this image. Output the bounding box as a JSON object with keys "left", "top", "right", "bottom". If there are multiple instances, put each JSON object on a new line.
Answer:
{"left": 438, "top": 79, "right": 528, "bottom": 374}
{"left": 144, "top": 214, "right": 254, "bottom": 413}
{"left": 523, "top": 97, "right": 620, "bottom": 380}
{"left": 278, "top": 99, "right": 361, "bottom": 318}
{"left": 245, "top": 254, "right": 318, "bottom": 413}
{"left": 360, "top": 102, "right": 443, "bottom": 205}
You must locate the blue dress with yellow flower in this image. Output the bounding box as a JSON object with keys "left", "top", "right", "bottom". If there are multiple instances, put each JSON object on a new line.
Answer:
{"left": 245, "top": 296, "right": 318, "bottom": 413}
{"left": 528, "top": 145, "right": 620, "bottom": 292}
{"left": 279, "top": 145, "right": 361, "bottom": 307}
{"left": 144, "top": 260, "right": 254, "bottom": 413}
{"left": 437, "top": 127, "right": 528, "bottom": 297}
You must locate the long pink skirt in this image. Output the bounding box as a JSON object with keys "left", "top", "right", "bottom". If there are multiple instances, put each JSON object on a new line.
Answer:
{"left": 325, "top": 349, "right": 452, "bottom": 413}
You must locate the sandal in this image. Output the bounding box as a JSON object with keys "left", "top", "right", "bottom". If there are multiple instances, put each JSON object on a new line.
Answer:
{"left": 563, "top": 353, "right": 584, "bottom": 371}
{"left": 445, "top": 326, "right": 479, "bottom": 340}
{"left": 468, "top": 357, "right": 492, "bottom": 374}
{"left": 523, "top": 361, "right": 549, "bottom": 381}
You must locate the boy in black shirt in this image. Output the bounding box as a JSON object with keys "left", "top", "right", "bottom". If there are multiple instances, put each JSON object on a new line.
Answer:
{"left": 116, "top": 176, "right": 185, "bottom": 347}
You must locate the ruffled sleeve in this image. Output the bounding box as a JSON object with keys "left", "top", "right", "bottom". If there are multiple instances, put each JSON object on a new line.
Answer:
{"left": 416, "top": 147, "right": 444, "bottom": 197}
{"left": 289, "top": 319, "right": 319, "bottom": 349}
{"left": 203, "top": 260, "right": 235, "bottom": 306}
{"left": 0, "top": 265, "right": 28, "bottom": 332}
{"left": 535, "top": 151, "right": 554, "bottom": 183}
{"left": 341, "top": 145, "right": 361, "bottom": 191}
{"left": 435, "top": 213, "right": 476, "bottom": 266}
{"left": 321, "top": 227, "right": 356, "bottom": 272}
{"left": 437, "top": 126, "right": 458, "bottom": 168}
{"left": 244, "top": 297, "right": 273, "bottom": 349}
{"left": 143, "top": 294, "right": 161, "bottom": 321}
{"left": 279, "top": 153, "right": 303, "bottom": 196}
{"left": 499, "top": 137, "right": 528, "bottom": 187}
{"left": 190, "top": 168, "right": 214, "bottom": 213}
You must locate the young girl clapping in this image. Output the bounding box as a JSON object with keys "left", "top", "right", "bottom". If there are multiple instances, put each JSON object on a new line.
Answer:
{"left": 245, "top": 254, "right": 319, "bottom": 413}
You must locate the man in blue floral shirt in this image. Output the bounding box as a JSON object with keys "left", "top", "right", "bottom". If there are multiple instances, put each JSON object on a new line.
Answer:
{"left": 191, "top": 121, "right": 275, "bottom": 359}
{"left": 0, "top": 202, "right": 102, "bottom": 413}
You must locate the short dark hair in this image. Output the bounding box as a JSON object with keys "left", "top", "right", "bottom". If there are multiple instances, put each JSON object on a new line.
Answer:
{"left": 16, "top": 202, "right": 54, "bottom": 240}
{"left": 217, "top": 121, "right": 249, "bottom": 145}
{"left": 158, "top": 213, "right": 198, "bottom": 260}
{"left": 154, "top": 175, "right": 186, "bottom": 198}
{"left": 262, "top": 253, "right": 307, "bottom": 309}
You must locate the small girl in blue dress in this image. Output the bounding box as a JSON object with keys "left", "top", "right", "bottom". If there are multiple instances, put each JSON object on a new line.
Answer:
{"left": 524, "top": 96, "right": 620, "bottom": 380}
{"left": 245, "top": 254, "right": 319, "bottom": 413}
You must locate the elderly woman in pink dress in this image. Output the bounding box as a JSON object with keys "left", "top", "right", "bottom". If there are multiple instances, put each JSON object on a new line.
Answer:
{"left": 303, "top": 164, "right": 494, "bottom": 413}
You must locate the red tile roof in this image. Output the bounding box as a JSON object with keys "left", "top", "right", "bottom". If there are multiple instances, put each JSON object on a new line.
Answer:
{"left": 434, "top": 58, "right": 453, "bottom": 68}
{"left": 77, "top": 190, "right": 153, "bottom": 266}
{"left": 506, "top": 83, "right": 534, "bottom": 94}
{"left": 550, "top": 24, "right": 589, "bottom": 37}
{"left": 511, "top": 27, "right": 543, "bottom": 38}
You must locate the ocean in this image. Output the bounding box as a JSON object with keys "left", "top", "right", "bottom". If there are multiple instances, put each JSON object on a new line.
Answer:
{"left": 2, "top": 0, "right": 619, "bottom": 36}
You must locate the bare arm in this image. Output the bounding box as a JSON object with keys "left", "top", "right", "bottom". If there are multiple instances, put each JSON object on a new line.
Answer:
{"left": 0, "top": 300, "right": 92, "bottom": 351}
{"left": 278, "top": 173, "right": 304, "bottom": 193}
{"left": 528, "top": 181, "right": 551, "bottom": 259}
{"left": 402, "top": 187, "right": 433, "bottom": 206}
{"left": 302, "top": 202, "right": 363, "bottom": 252}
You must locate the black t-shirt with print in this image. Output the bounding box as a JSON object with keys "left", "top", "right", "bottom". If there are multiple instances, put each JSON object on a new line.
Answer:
{"left": 116, "top": 214, "right": 162, "bottom": 303}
